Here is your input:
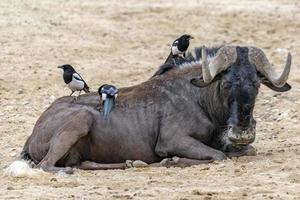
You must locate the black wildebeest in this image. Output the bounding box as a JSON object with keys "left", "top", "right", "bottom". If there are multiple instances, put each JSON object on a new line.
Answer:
{"left": 7, "top": 45, "right": 291, "bottom": 176}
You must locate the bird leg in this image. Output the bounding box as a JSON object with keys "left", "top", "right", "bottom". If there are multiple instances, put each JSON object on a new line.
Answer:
{"left": 69, "top": 91, "right": 75, "bottom": 96}
{"left": 73, "top": 90, "right": 82, "bottom": 101}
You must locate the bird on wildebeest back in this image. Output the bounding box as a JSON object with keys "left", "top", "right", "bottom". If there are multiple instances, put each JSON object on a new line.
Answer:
{"left": 98, "top": 84, "right": 118, "bottom": 119}
{"left": 58, "top": 64, "right": 90, "bottom": 98}
{"left": 164, "top": 34, "right": 194, "bottom": 64}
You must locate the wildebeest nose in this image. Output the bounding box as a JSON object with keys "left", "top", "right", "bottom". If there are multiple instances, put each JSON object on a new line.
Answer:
{"left": 228, "top": 125, "right": 233, "bottom": 129}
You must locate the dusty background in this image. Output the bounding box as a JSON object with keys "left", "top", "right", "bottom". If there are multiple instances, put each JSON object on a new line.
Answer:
{"left": 0, "top": 0, "right": 300, "bottom": 199}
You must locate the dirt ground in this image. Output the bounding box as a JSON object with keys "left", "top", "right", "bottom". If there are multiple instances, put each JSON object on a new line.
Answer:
{"left": 0, "top": 0, "right": 300, "bottom": 199}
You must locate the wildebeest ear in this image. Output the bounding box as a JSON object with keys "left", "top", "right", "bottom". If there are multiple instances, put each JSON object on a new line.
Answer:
{"left": 190, "top": 77, "right": 211, "bottom": 88}
{"left": 261, "top": 78, "right": 291, "bottom": 92}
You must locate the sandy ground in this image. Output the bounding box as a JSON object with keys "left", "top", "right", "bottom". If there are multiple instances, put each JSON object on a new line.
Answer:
{"left": 0, "top": 0, "right": 300, "bottom": 199}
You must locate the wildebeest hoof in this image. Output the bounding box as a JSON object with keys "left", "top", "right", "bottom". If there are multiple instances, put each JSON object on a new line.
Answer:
{"left": 57, "top": 167, "right": 74, "bottom": 176}
{"left": 172, "top": 156, "right": 180, "bottom": 163}
{"left": 58, "top": 167, "right": 74, "bottom": 175}
{"left": 226, "top": 145, "right": 257, "bottom": 158}
{"left": 125, "top": 160, "right": 133, "bottom": 168}
{"left": 242, "top": 145, "right": 257, "bottom": 156}
{"left": 213, "top": 152, "right": 227, "bottom": 161}
{"left": 132, "top": 160, "right": 148, "bottom": 168}
{"left": 125, "top": 160, "right": 148, "bottom": 168}
{"left": 159, "top": 158, "right": 175, "bottom": 167}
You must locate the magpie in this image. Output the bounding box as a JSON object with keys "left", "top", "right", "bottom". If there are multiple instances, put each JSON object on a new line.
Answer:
{"left": 58, "top": 64, "right": 90, "bottom": 97}
{"left": 98, "top": 84, "right": 118, "bottom": 119}
{"left": 164, "top": 34, "right": 193, "bottom": 64}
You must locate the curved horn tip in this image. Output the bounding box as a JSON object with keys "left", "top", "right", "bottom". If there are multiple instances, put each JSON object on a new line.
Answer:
{"left": 287, "top": 52, "right": 292, "bottom": 62}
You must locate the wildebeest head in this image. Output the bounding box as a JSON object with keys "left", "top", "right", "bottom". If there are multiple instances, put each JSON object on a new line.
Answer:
{"left": 191, "top": 46, "right": 291, "bottom": 146}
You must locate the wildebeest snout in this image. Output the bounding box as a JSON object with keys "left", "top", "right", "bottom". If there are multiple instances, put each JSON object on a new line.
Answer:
{"left": 227, "top": 123, "right": 256, "bottom": 145}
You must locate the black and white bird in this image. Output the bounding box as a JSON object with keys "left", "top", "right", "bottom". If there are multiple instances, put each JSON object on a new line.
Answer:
{"left": 164, "top": 34, "right": 194, "bottom": 64}
{"left": 98, "top": 84, "right": 118, "bottom": 119}
{"left": 58, "top": 64, "right": 90, "bottom": 97}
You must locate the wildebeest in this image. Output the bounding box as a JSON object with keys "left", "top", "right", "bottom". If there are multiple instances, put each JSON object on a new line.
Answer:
{"left": 7, "top": 45, "right": 291, "bottom": 176}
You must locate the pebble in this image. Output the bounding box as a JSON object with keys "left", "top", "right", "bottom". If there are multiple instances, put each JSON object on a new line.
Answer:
{"left": 50, "top": 178, "right": 57, "bottom": 182}
{"left": 7, "top": 186, "right": 14, "bottom": 190}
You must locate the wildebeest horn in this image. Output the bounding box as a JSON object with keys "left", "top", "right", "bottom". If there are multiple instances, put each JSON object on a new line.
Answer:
{"left": 201, "top": 46, "right": 238, "bottom": 83}
{"left": 248, "top": 47, "right": 291, "bottom": 88}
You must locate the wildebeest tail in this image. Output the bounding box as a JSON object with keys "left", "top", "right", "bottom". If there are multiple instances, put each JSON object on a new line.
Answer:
{"left": 4, "top": 149, "right": 42, "bottom": 177}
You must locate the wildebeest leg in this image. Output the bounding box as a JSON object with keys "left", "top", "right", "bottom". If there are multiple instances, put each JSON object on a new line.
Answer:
{"left": 156, "top": 136, "right": 226, "bottom": 162}
{"left": 225, "top": 145, "right": 257, "bottom": 158}
{"left": 37, "top": 110, "right": 93, "bottom": 174}
{"left": 77, "top": 161, "right": 127, "bottom": 170}
{"left": 150, "top": 157, "right": 213, "bottom": 168}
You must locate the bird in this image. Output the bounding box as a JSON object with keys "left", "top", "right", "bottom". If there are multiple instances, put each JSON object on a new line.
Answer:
{"left": 98, "top": 84, "right": 118, "bottom": 119}
{"left": 164, "top": 34, "right": 194, "bottom": 64}
{"left": 58, "top": 64, "right": 90, "bottom": 97}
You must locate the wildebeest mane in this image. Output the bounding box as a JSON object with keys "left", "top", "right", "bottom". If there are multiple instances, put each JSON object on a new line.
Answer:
{"left": 153, "top": 46, "right": 222, "bottom": 76}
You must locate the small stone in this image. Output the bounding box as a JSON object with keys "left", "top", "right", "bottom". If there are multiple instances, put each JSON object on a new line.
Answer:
{"left": 200, "top": 166, "right": 210, "bottom": 171}
{"left": 273, "top": 159, "right": 284, "bottom": 164}
{"left": 192, "top": 190, "right": 202, "bottom": 195}
{"left": 7, "top": 186, "right": 14, "bottom": 190}
{"left": 50, "top": 178, "right": 57, "bottom": 182}
{"left": 9, "top": 152, "right": 17, "bottom": 157}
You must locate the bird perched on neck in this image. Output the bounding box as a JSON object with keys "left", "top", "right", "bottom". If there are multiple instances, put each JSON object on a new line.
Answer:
{"left": 98, "top": 84, "right": 118, "bottom": 119}
{"left": 58, "top": 64, "right": 90, "bottom": 97}
{"left": 164, "top": 34, "right": 194, "bottom": 64}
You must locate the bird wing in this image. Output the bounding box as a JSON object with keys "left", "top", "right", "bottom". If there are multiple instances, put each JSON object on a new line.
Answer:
{"left": 73, "top": 73, "right": 90, "bottom": 92}
{"left": 73, "top": 73, "right": 83, "bottom": 81}
{"left": 107, "top": 87, "right": 118, "bottom": 96}
{"left": 102, "top": 86, "right": 118, "bottom": 96}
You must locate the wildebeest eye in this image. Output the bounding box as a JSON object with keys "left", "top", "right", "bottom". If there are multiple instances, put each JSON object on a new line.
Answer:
{"left": 244, "top": 104, "right": 252, "bottom": 110}
{"left": 222, "top": 81, "right": 232, "bottom": 89}
{"left": 254, "top": 81, "right": 261, "bottom": 88}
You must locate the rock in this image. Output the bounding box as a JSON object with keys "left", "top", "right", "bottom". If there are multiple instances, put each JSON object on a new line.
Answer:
{"left": 50, "top": 178, "right": 58, "bottom": 182}
{"left": 7, "top": 186, "right": 14, "bottom": 190}
{"left": 200, "top": 166, "right": 210, "bottom": 171}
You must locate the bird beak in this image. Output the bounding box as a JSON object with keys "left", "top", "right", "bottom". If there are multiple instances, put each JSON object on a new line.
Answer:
{"left": 57, "top": 65, "right": 63, "bottom": 69}
{"left": 189, "top": 36, "right": 194, "bottom": 40}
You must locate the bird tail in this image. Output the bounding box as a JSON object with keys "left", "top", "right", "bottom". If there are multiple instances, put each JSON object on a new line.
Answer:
{"left": 83, "top": 83, "right": 90, "bottom": 93}
{"left": 102, "top": 98, "right": 114, "bottom": 120}
{"left": 152, "top": 63, "right": 176, "bottom": 77}
{"left": 164, "top": 52, "right": 173, "bottom": 64}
